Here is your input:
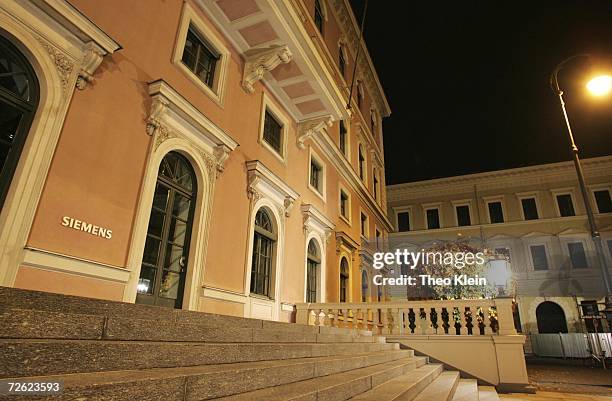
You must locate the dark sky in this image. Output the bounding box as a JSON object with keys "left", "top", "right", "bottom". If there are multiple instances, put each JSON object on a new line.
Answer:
{"left": 350, "top": 0, "right": 612, "bottom": 184}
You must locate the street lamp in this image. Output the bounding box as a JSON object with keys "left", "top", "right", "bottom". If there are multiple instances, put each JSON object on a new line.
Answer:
{"left": 550, "top": 55, "right": 612, "bottom": 306}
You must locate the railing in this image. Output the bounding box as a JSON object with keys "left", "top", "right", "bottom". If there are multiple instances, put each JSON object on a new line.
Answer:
{"left": 295, "top": 298, "right": 517, "bottom": 336}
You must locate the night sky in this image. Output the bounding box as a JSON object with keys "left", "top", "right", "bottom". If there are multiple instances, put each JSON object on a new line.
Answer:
{"left": 350, "top": 0, "right": 612, "bottom": 184}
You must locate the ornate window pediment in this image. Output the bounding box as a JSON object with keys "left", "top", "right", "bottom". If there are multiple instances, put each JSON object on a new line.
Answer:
{"left": 246, "top": 160, "right": 299, "bottom": 217}
{"left": 146, "top": 80, "right": 238, "bottom": 176}
{"left": 301, "top": 203, "right": 335, "bottom": 241}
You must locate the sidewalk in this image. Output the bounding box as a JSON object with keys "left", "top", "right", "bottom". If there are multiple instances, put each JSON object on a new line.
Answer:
{"left": 500, "top": 358, "right": 612, "bottom": 401}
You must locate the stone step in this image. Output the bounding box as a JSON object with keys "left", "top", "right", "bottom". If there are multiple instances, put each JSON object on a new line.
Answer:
{"left": 479, "top": 386, "right": 501, "bottom": 401}
{"left": 0, "top": 339, "right": 400, "bottom": 378}
{"left": 413, "top": 371, "right": 460, "bottom": 401}
{"left": 0, "top": 351, "right": 420, "bottom": 400}
{"left": 349, "top": 363, "right": 443, "bottom": 400}
{"left": 0, "top": 287, "right": 374, "bottom": 336}
{"left": 213, "top": 355, "right": 428, "bottom": 400}
{"left": 451, "top": 379, "right": 479, "bottom": 401}
{"left": 0, "top": 308, "right": 382, "bottom": 343}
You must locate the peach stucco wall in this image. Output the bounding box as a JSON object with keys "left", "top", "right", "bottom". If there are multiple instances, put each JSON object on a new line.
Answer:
{"left": 14, "top": 266, "right": 124, "bottom": 301}
{"left": 19, "top": 0, "right": 387, "bottom": 307}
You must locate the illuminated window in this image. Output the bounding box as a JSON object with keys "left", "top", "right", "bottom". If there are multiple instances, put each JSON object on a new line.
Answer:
{"left": 181, "top": 26, "right": 219, "bottom": 88}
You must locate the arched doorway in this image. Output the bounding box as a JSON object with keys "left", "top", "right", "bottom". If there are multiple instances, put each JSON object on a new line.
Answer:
{"left": 339, "top": 257, "right": 349, "bottom": 302}
{"left": 0, "top": 35, "right": 39, "bottom": 212}
{"left": 136, "top": 152, "right": 197, "bottom": 308}
{"left": 536, "top": 301, "right": 568, "bottom": 333}
{"left": 361, "top": 270, "right": 368, "bottom": 302}
{"left": 306, "top": 239, "right": 320, "bottom": 302}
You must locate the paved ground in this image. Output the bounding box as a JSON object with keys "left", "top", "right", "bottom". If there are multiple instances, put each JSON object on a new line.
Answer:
{"left": 500, "top": 358, "right": 612, "bottom": 401}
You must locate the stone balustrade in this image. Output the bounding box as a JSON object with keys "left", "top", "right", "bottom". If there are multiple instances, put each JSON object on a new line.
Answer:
{"left": 295, "top": 298, "right": 517, "bottom": 336}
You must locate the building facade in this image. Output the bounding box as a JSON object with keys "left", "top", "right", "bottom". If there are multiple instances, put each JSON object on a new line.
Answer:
{"left": 387, "top": 157, "right": 612, "bottom": 334}
{"left": 0, "top": 0, "right": 392, "bottom": 321}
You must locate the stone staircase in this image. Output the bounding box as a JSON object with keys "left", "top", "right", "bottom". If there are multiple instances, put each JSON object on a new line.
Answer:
{"left": 0, "top": 286, "right": 501, "bottom": 400}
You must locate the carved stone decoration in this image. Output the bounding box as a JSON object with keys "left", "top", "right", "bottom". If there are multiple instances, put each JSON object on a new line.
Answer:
{"left": 246, "top": 171, "right": 262, "bottom": 201}
{"left": 241, "top": 45, "right": 292, "bottom": 94}
{"left": 146, "top": 96, "right": 170, "bottom": 136}
{"left": 153, "top": 124, "right": 177, "bottom": 151}
{"left": 324, "top": 229, "right": 334, "bottom": 245}
{"left": 200, "top": 150, "right": 218, "bottom": 179}
{"left": 283, "top": 196, "right": 295, "bottom": 217}
{"left": 213, "top": 145, "right": 231, "bottom": 174}
{"left": 36, "top": 37, "right": 75, "bottom": 91}
{"left": 296, "top": 115, "right": 334, "bottom": 149}
{"left": 76, "top": 42, "right": 106, "bottom": 89}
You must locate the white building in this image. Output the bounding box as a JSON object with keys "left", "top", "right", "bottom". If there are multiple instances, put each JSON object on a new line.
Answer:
{"left": 387, "top": 156, "right": 612, "bottom": 334}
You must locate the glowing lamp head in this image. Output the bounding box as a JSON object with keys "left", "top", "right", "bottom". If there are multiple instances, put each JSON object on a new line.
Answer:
{"left": 586, "top": 75, "right": 612, "bottom": 96}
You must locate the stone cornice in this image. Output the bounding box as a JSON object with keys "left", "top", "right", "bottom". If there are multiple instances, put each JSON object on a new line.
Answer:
{"left": 328, "top": 0, "right": 391, "bottom": 117}
{"left": 387, "top": 156, "right": 612, "bottom": 202}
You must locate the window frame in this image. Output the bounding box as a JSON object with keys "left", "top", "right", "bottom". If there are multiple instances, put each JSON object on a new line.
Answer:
{"left": 258, "top": 94, "right": 289, "bottom": 162}
{"left": 250, "top": 208, "right": 278, "bottom": 298}
{"left": 423, "top": 203, "right": 442, "bottom": 230}
{"left": 528, "top": 243, "right": 551, "bottom": 271}
{"left": 483, "top": 196, "right": 506, "bottom": 224}
{"left": 551, "top": 188, "right": 577, "bottom": 218}
{"left": 305, "top": 238, "right": 321, "bottom": 302}
{"left": 357, "top": 142, "right": 368, "bottom": 185}
{"left": 308, "top": 148, "right": 326, "bottom": 201}
{"left": 394, "top": 207, "right": 412, "bottom": 232}
{"left": 339, "top": 120, "right": 350, "bottom": 157}
{"left": 566, "top": 240, "right": 589, "bottom": 269}
{"left": 360, "top": 209, "right": 370, "bottom": 239}
{"left": 313, "top": 0, "right": 326, "bottom": 36}
{"left": 339, "top": 183, "right": 352, "bottom": 225}
{"left": 338, "top": 43, "right": 347, "bottom": 79}
{"left": 516, "top": 192, "right": 540, "bottom": 221}
{"left": 451, "top": 199, "right": 473, "bottom": 227}
{"left": 591, "top": 186, "right": 611, "bottom": 214}
{"left": 339, "top": 256, "right": 350, "bottom": 302}
{"left": 172, "top": 3, "right": 230, "bottom": 105}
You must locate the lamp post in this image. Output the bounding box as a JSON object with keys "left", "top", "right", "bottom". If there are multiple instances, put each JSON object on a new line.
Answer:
{"left": 549, "top": 56, "right": 612, "bottom": 307}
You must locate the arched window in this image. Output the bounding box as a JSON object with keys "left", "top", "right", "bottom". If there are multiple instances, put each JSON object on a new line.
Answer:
{"left": 306, "top": 239, "right": 320, "bottom": 302}
{"left": 361, "top": 270, "right": 368, "bottom": 302}
{"left": 536, "top": 301, "right": 568, "bottom": 333}
{"left": 137, "top": 152, "right": 197, "bottom": 309}
{"left": 338, "top": 45, "right": 346, "bottom": 78}
{"left": 340, "top": 257, "right": 349, "bottom": 302}
{"left": 314, "top": 0, "right": 325, "bottom": 35}
{"left": 251, "top": 208, "right": 276, "bottom": 297}
{"left": 0, "top": 35, "right": 39, "bottom": 212}
{"left": 358, "top": 144, "right": 365, "bottom": 181}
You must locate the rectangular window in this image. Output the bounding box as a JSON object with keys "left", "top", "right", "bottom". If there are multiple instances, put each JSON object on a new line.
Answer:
{"left": 488, "top": 201, "right": 504, "bottom": 223}
{"left": 373, "top": 172, "right": 379, "bottom": 200}
{"left": 263, "top": 110, "right": 282, "bottom": 155}
{"left": 530, "top": 245, "right": 548, "bottom": 271}
{"left": 567, "top": 242, "right": 588, "bottom": 269}
{"left": 556, "top": 194, "right": 575, "bottom": 217}
{"left": 376, "top": 229, "right": 381, "bottom": 249}
{"left": 426, "top": 208, "right": 440, "bottom": 229}
{"left": 339, "top": 121, "right": 347, "bottom": 155}
{"left": 594, "top": 190, "right": 611, "bottom": 213}
{"left": 360, "top": 212, "right": 368, "bottom": 237}
{"left": 495, "top": 247, "right": 511, "bottom": 261}
{"left": 397, "top": 212, "right": 410, "bottom": 232}
{"left": 339, "top": 48, "right": 346, "bottom": 77}
{"left": 310, "top": 159, "right": 322, "bottom": 193}
{"left": 456, "top": 205, "right": 471, "bottom": 226}
{"left": 358, "top": 147, "right": 365, "bottom": 180}
{"left": 340, "top": 190, "right": 349, "bottom": 219}
{"left": 181, "top": 26, "right": 219, "bottom": 88}
{"left": 521, "top": 198, "right": 539, "bottom": 220}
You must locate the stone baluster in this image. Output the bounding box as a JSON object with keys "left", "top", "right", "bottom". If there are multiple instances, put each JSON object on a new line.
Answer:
{"left": 398, "top": 308, "right": 405, "bottom": 335}
{"left": 342, "top": 308, "right": 349, "bottom": 328}
{"left": 452, "top": 306, "right": 463, "bottom": 335}
{"left": 313, "top": 308, "right": 322, "bottom": 326}
{"left": 381, "top": 309, "right": 390, "bottom": 334}
{"left": 425, "top": 308, "right": 435, "bottom": 335}
{"left": 495, "top": 298, "right": 517, "bottom": 335}
{"left": 323, "top": 309, "right": 332, "bottom": 327}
